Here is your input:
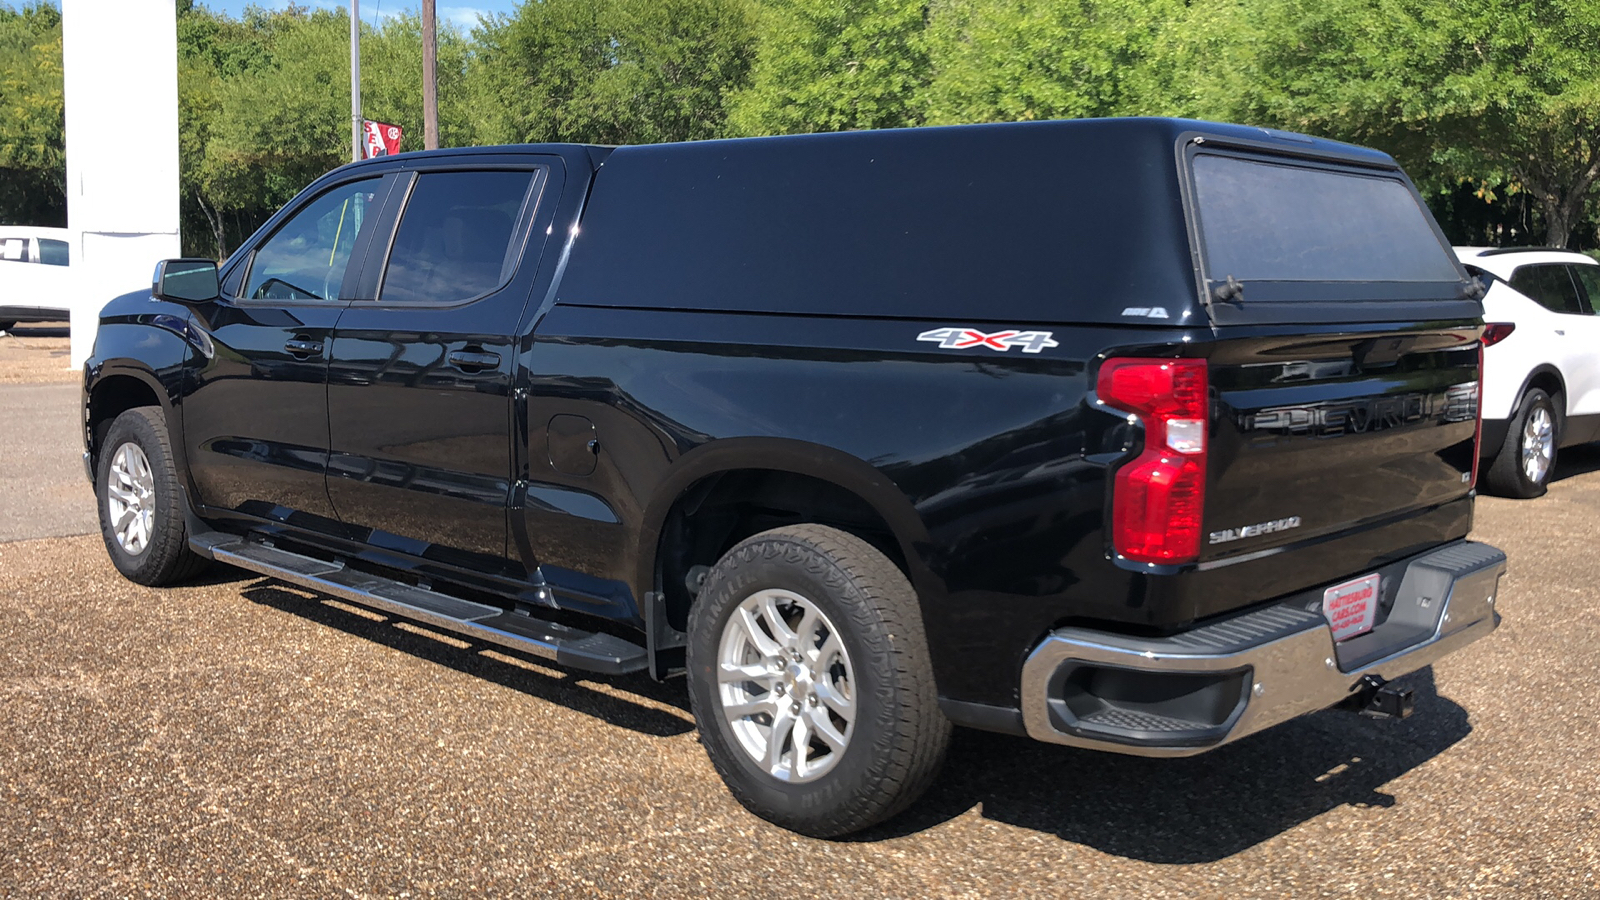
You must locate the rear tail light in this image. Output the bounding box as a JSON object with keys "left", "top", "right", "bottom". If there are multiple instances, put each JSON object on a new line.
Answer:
{"left": 1097, "top": 358, "right": 1209, "bottom": 564}
{"left": 1472, "top": 341, "right": 1483, "bottom": 489}
{"left": 1482, "top": 323, "right": 1516, "bottom": 347}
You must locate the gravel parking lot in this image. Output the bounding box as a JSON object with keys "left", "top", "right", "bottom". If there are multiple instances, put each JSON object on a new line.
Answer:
{"left": 2, "top": 329, "right": 1597, "bottom": 898}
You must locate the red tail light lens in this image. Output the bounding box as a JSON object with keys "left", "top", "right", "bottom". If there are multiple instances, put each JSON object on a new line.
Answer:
{"left": 1472, "top": 342, "right": 1483, "bottom": 489}
{"left": 1097, "top": 358, "right": 1209, "bottom": 564}
{"left": 1482, "top": 323, "right": 1516, "bottom": 347}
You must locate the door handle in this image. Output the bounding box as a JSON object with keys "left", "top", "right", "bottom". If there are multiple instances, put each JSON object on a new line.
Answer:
{"left": 1555, "top": 329, "right": 1566, "bottom": 336}
{"left": 448, "top": 349, "right": 501, "bottom": 371}
{"left": 284, "top": 337, "right": 323, "bottom": 358}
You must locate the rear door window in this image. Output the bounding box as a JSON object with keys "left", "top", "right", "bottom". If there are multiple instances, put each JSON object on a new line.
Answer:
{"left": 1508, "top": 264, "right": 1584, "bottom": 314}
{"left": 1564, "top": 264, "right": 1600, "bottom": 314}
{"left": 378, "top": 169, "right": 536, "bottom": 305}
{"left": 1192, "top": 154, "right": 1459, "bottom": 285}
{"left": 0, "top": 238, "right": 29, "bottom": 263}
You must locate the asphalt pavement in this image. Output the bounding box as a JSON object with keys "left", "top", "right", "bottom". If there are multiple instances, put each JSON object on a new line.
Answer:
{"left": 2, "top": 331, "right": 1598, "bottom": 898}
{"left": 0, "top": 381, "right": 96, "bottom": 542}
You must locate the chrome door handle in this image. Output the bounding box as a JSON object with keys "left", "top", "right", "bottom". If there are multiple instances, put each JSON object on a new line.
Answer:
{"left": 284, "top": 338, "right": 323, "bottom": 357}
{"left": 1555, "top": 329, "right": 1566, "bottom": 336}
{"left": 448, "top": 349, "right": 500, "bottom": 370}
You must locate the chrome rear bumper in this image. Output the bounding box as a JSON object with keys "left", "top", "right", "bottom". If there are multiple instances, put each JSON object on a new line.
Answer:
{"left": 1020, "top": 541, "right": 1505, "bottom": 757}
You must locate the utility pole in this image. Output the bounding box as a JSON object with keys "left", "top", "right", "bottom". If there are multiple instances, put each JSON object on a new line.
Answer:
{"left": 422, "top": 0, "right": 439, "bottom": 150}
{"left": 350, "top": 0, "right": 362, "bottom": 162}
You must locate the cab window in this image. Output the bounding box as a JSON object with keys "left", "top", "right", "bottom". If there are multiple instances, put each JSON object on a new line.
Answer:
{"left": 378, "top": 169, "right": 536, "bottom": 305}
{"left": 243, "top": 179, "right": 382, "bottom": 302}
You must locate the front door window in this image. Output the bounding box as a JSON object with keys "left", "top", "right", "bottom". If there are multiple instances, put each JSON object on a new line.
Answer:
{"left": 243, "top": 179, "right": 382, "bottom": 302}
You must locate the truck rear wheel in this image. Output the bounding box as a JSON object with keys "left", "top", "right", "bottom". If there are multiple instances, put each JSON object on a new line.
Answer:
{"left": 1485, "top": 388, "right": 1556, "bottom": 498}
{"left": 686, "top": 524, "right": 950, "bottom": 837}
{"left": 96, "top": 407, "right": 208, "bottom": 585}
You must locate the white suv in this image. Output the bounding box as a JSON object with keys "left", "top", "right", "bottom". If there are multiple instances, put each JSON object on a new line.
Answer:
{"left": 1456, "top": 246, "right": 1600, "bottom": 497}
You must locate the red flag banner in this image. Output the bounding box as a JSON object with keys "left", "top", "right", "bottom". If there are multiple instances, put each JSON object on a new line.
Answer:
{"left": 362, "top": 120, "right": 403, "bottom": 158}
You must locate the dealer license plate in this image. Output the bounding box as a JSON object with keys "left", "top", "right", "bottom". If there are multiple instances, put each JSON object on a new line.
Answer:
{"left": 1323, "top": 573, "right": 1381, "bottom": 642}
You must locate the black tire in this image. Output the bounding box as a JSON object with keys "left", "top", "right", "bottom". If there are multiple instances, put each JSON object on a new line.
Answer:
{"left": 686, "top": 524, "right": 950, "bottom": 838}
{"left": 96, "top": 406, "right": 208, "bottom": 585}
{"left": 0, "top": 321, "right": 14, "bottom": 332}
{"left": 1484, "top": 389, "right": 1558, "bottom": 499}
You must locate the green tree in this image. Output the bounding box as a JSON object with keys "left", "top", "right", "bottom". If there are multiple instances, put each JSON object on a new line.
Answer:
{"left": 727, "top": 0, "right": 930, "bottom": 135}
{"left": 0, "top": 2, "right": 64, "bottom": 227}
{"left": 469, "top": 0, "right": 756, "bottom": 146}
{"left": 922, "top": 0, "right": 1184, "bottom": 125}
{"left": 1189, "top": 0, "right": 1600, "bottom": 248}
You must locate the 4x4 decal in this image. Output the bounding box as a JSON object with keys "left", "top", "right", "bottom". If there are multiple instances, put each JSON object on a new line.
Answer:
{"left": 917, "top": 327, "right": 1060, "bottom": 354}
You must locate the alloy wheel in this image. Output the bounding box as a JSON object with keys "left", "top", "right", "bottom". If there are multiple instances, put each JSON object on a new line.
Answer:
{"left": 106, "top": 442, "right": 156, "bottom": 555}
{"left": 716, "top": 588, "right": 856, "bottom": 783}
{"left": 1521, "top": 406, "right": 1554, "bottom": 484}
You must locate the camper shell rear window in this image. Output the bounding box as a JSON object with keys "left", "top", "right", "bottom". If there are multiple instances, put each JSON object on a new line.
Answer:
{"left": 1192, "top": 154, "right": 1460, "bottom": 285}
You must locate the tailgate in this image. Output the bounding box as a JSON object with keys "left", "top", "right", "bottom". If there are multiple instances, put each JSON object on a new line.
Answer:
{"left": 1202, "top": 324, "right": 1480, "bottom": 563}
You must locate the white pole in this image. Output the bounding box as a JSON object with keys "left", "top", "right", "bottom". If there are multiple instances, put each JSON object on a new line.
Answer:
{"left": 350, "top": 0, "right": 362, "bottom": 162}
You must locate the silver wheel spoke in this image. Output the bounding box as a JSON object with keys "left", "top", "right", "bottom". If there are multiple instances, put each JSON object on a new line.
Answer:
{"left": 759, "top": 594, "right": 798, "bottom": 647}
{"left": 722, "top": 697, "right": 773, "bottom": 720}
{"left": 810, "top": 632, "right": 842, "bottom": 667}
{"left": 765, "top": 705, "right": 796, "bottom": 774}
{"left": 789, "top": 713, "right": 812, "bottom": 778}
{"left": 814, "top": 676, "right": 854, "bottom": 719}
{"left": 805, "top": 705, "right": 848, "bottom": 751}
{"left": 793, "top": 605, "right": 819, "bottom": 652}
{"left": 719, "top": 661, "right": 777, "bottom": 685}
{"left": 735, "top": 606, "right": 783, "bottom": 658}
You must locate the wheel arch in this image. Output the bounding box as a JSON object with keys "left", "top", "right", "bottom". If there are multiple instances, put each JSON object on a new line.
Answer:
{"left": 86, "top": 364, "right": 175, "bottom": 480}
{"left": 1514, "top": 365, "right": 1567, "bottom": 436}
{"left": 637, "top": 438, "right": 931, "bottom": 632}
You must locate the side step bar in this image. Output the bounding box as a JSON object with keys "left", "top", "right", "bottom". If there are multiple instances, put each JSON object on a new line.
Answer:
{"left": 191, "top": 533, "right": 648, "bottom": 675}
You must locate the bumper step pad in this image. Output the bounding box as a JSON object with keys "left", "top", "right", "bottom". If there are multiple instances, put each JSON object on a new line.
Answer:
{"left": 191, "top": 533, "right": 648, "bottom": 675}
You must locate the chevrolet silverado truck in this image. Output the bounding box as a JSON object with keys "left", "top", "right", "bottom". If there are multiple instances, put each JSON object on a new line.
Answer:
{"left": 83, "top": 118, "right": 1506, "bottom": 837}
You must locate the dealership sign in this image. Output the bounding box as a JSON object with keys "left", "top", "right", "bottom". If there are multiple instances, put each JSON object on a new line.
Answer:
{"left": 362, "top": 120, "right": 403, "bottom": 158}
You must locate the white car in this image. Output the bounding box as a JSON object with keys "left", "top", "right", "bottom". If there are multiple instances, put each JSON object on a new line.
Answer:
{"left": 0, "top": 225, "right": 72, "bottom": 332}
{"left": 1456, "top": 246, "right": 1600, "bottom": 497}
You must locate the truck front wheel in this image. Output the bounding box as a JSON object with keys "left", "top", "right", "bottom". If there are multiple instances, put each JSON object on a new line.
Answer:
{"left": 95, "top": 407, "right": 208, "bottom": 586}
{"left": 686, "top": 524, "right": 950, "bottom": 838}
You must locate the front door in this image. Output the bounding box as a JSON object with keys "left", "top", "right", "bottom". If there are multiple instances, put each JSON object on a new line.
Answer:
{"left": 185, "top": 175, "right": 393, "bottom": 525}
{"left": 325, "top": 163, "right": 556, "bottom": 566}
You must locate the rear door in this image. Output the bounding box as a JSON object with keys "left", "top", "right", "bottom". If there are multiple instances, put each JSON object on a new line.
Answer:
{"left": 325, "top": 160, "right": 560, "bottom": 566}
{"left": 1556, "top": 263, "right": 1600, "bottom": 420}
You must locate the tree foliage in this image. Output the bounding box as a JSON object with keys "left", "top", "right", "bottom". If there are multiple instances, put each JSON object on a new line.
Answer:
{"left": 0, "top": 2, "right": 64, "bottom": 227}
{"left": 7, "top": 0, "right": 1600, "bottom": 250}
{"left": 727, "top": 0, "right": 929, "bottom": 135}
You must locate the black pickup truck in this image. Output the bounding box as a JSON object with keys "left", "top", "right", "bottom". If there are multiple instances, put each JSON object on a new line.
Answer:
{"left": 83, "top": 117, "right": 1505, "bottom": 837}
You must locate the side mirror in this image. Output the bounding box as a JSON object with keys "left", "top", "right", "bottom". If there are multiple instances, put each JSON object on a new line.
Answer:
{"left": 152, "top": 258, "right": 220, "bottom": 303}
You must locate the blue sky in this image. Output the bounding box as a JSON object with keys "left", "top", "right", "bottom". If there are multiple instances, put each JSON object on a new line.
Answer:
{"left": 195, "top": 1, "right": 519, "bottom": 31}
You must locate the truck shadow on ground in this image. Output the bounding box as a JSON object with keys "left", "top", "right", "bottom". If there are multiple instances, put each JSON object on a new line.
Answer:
{"left": 1551, "top": 443, "right": 1600, "bottom": 484}
{"left": 855, "top": 667, "right": 1468, "bottom": 863}
{"left": 239, "top": 580, "right": 696, "bottom": 739}
{"left": 231, "top": 574, "right": 1469, "bottom": 862}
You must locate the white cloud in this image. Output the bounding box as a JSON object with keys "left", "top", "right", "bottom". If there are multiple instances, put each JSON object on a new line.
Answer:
{"left": 439, "top": 6, "right": 489, "bottom": 29}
